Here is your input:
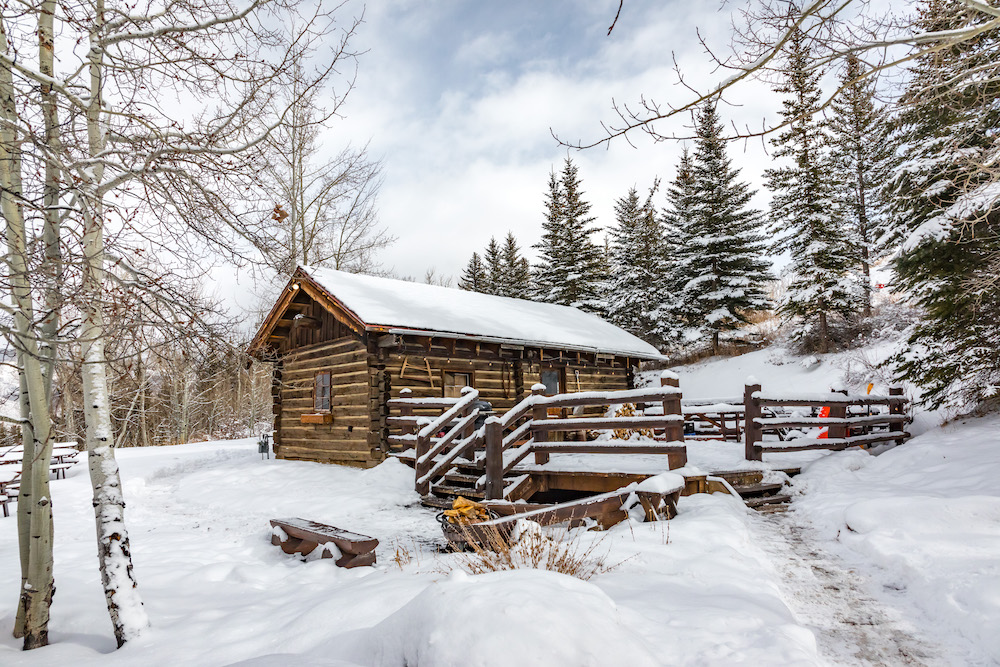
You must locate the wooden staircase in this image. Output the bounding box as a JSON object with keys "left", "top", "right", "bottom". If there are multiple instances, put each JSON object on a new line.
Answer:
{"left": 711, "top": 468, "right": 801, "bottom": 513}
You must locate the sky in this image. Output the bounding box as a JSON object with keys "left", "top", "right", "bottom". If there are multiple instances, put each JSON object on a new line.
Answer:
{"left": 215, "top": 0, "right": 789, "bottom": 318}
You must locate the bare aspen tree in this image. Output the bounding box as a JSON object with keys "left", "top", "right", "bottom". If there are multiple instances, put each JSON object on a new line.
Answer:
{"left": 0, "top": 14, "right": 58, "bottom": 649}
{"left": 261, "top": 55, "right": 393, "bottom": 276}
{"left": 3, "top": 0, "right": 365, "bottom": 649}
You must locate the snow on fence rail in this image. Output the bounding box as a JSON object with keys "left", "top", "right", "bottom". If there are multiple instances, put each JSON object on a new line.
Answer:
{"left": 743, "top": 382, "right": 910, "bottom": 461}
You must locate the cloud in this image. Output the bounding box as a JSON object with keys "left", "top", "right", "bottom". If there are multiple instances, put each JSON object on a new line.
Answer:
{"left": 282, "top": 0, "right": 786, "bottom": 282}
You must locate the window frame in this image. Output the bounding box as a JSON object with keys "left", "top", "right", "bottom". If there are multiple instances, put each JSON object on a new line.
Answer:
{"left": 442, "top": 369, "right": 474, "bottom": 398}
{"left": 538, "top": 366, "right": 565, "bottom": 397}
{"left": 313, "top": 370, "right": 332, "bottom": 412}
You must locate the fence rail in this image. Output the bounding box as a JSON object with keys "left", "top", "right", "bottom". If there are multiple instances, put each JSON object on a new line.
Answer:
{"left": 744, "top": 383, "right": 909, "bottom": 461}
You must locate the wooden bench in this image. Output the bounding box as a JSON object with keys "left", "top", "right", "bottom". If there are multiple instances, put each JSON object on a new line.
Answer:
{"left": 269, "top": 518, "right": 378, "bottom": 569}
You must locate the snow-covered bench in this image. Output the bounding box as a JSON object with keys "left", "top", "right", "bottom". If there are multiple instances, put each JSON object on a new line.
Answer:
{"left": 269, "top": 518, "right": 378, "bottom": 569}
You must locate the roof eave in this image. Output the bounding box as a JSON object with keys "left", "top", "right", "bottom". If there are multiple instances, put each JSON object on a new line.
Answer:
{"left": 375, "top": 326, "right": 664, "bottom": 361}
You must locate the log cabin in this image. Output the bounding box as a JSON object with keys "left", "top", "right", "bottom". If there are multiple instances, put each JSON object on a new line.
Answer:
{"left": 248, "top": 267, "right": 664, "bottom": 467}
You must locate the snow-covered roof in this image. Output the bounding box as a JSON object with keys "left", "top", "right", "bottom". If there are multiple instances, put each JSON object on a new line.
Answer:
{"left": 299, "top": 266, "right": 663, "bottom": 360}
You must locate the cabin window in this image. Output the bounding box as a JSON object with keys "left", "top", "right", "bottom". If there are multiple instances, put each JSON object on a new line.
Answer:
{"left": 540, "top": 369, "right": 562, "bottom": 396}
{"left": 314, "top": 371, "right": 331, "bottom": 411}
{"left": 443, "top": 371, "right": 472, "bottom": 398}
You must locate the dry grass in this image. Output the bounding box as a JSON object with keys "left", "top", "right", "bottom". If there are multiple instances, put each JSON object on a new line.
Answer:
{"left": 451, "top": 520, "right": 621, "bottom": 581}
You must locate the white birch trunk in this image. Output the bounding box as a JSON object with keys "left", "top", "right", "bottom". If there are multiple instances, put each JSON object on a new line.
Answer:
{"left": 1, "top": 17, "right": 57, "bottom": 650}
{"left": 79, "top": 1, "right": 148, "bottom": 646}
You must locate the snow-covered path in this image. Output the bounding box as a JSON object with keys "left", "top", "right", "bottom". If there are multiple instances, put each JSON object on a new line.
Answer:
{"left": 750, "top": 509, "right": 940, "bottom": 666}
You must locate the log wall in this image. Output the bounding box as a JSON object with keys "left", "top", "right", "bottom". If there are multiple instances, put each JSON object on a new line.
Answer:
{"left": 275, "top": 336, "right": 384, "bottom": 467}
{"left": 381, "top": 352, "right": 632, "bottom": 450}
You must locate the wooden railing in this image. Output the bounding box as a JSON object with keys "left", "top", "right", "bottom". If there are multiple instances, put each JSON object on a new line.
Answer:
{"left": 389, "top": 374, "right": 689, "bottom": 500}
{"left": 480, "top": 380, "right": 686, "bottom": 500}
{"left": 388, "top": 387, "right": 482, "bottom": 495}
{"left": 743, "top": 383, "right": 910, "bottom": 461}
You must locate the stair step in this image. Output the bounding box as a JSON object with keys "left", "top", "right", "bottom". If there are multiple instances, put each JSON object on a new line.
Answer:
{"left": 431, "top": 484, "right": 485, "bottom": 500}
{"left": 745, "top": 493, "right": 791, "bottom": 508}
{"left": 733, "top": 482, "right": 784, "bottom": 498}
{"left": 755, "top": 503, "right": 789, "bottom": 514}
{"left": 420, "top": 494, "right": 454, "bottom": 510}
{"left": 442, "top": 471, "right": 480, "bottom": 485}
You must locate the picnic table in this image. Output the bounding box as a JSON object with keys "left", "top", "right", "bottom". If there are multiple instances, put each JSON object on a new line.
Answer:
{"left": 0, "top": 468, "right": 20, "bottom": 517}
{"left": 0, "top": 444, "right": 80, "bottom": 517}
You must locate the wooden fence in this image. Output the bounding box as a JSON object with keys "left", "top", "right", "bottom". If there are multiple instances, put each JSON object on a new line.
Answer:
{"left": 389, "top": 375, "right": 686, "bottom": 500}
{"left": 744, "top": 383, "right": 909, "bottom": 461}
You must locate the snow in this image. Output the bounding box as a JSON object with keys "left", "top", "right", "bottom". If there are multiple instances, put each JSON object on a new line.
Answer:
{"left": 0, "top": 437, "right": 821, "bottom": 666}
{"left": 791, "top": 417, "right": 1000, "bottom": 664}
{"left": 3, "top": 341, "right": 1000, "bottom": 664}
{"left": 299, "top": 266, "right": 663, "bottom": 359}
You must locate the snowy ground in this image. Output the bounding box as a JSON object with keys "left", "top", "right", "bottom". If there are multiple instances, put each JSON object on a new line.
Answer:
{"left": 1, "top": 344, "right": 998, "bottom": 665}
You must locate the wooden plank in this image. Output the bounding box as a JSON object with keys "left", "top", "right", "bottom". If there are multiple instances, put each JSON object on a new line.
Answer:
{"left": 532, "top": 416, "right": 683, "bottom": 432}
{"left": 754, "top": 414, "right": 909, "bottom": 428}
{"left": 530, "top": 443, "right": 687, "bottom": 455}
{"left": 757, "top": 396, "right": 909, "bottom": 407}
{"left": 760, "top": 431, "right": 909, "bottom": 452}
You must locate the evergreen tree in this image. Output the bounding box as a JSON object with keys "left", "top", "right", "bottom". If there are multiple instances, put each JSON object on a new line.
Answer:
{"left": 765, "top": 28, "right": 859, "bottom": 353}
{"left": 500, "top": 232, "right": 532, "bottom": 299}
{"left": 458, "top": 252, "right": 488, "bottom": 292}
{"left": 483, "top": 237, "right": 503, "bottom": 295}
{"left": 533, "top": 158, "right": 606, "bottom": 312}
{"left": 607, "top": 182, "right": 671, "bottom": 346}
{"left": 828, "top": 55, "right": 894, "bottom": 317}
{"left": 886, "top": 0, "right": 1000, "bottom": 409}
{"left": 533, "top": 168, "right": 565, "bottom": 302}
{"left": 662, "top": 147, "right": 697, "bottom": 330}
{"left": 682, "top": 103, "right": 771, "bottom": 353}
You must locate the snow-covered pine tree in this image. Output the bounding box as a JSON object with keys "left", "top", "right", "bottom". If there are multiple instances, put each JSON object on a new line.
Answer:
{"left": 483, "top": 237, "right": 503, "bottom": 295}
{"left": 458, "top": 252, "right": 488, "bottom": 292}
{"left": 681, "top": 103, "right": 771, "bottom": 354}
{"left": 886, "top": 0, "right": 1000, "bottom": 409}
{"left": 607, "top": 182, "right": 671, "bottom": 346}
{"left": 765, "top": 28, "right": 859, "bottom": 353}
{"left": 662, "top": 147, "right": 697, "bottom": 334}
{"left": 533, "top": 168, "right": 565, "bottom": 302}
{"left": 500, "top": 232, "right": 532, "bottom": 299}
{"left": 533, "top": 158, "right": 606, "bottom": 312}
{"left": 828, "top": 55, "right": 894, "bottom": 317}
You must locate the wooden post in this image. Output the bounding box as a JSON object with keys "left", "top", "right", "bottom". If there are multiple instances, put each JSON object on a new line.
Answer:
{"left": 660, "top": 371, "right": 686, "bottom": 467}
{"left": 398, "top": 388, "right": 413, "bottom": 438}
{"left": 828, "top": 386, "right": 848, "bottom": 440}
{"left": 889, "top": 386, "right": 905, "bottom": 445}
{"left": 460, "top": 386, "right": 476, "bottom": 450}
{"left": 414, "top": 414, "right": 431, "bottom": 496}
{"left": 484, "top": 417, "right": 503, "bottom": 500}
{"left": 531, "top": 384, "right": 549, "bottom": 465}
{"left": 660, "top": 371, "right": 683, "bottom": 443}
{"left": 744, "top": 382, "right": 762, "bottom": 461}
